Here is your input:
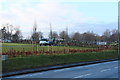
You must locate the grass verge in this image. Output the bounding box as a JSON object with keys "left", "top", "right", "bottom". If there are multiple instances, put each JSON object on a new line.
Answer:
{"left": 2, "top": 50, "right": 118, "bottom": 72}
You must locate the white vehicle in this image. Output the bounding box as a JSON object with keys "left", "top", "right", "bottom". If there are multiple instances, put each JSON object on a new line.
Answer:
{"left": 39, "top": 39, "right": 50, "bottom": 46}
{"left": 96, "top": 41, "right": 107, "bottom": 45}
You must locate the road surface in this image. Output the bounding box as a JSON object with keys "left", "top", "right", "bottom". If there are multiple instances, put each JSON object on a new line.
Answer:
{"left": 5, "top": 60, "right": 119, "bottom": 78}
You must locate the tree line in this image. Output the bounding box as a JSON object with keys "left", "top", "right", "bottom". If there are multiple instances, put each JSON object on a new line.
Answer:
{"left": 0, "top": 23, "right": 118, "bottom": 43}
{"left": 0, "top": 24, "right": 22, "bottom": 42}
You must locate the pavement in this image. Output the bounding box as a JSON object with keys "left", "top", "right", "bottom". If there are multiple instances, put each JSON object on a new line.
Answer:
{"left": 2, "top": 58, "right": 120, "bottom": 80}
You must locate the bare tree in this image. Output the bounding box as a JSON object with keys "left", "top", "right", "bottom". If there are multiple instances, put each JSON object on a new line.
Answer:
{"left": 103, "top": 29, "right": 111, "bottom": 37}
{"left": 102, "top": 29, "right": 111, "bottom": 41}
{"left": 1, "top": 24, "right": 15, "bottom": 40}
{"left": 81, "top": 31, "right": 96, "bottom": 42}
{"left": 31, "top": 21, "right": 43, "bottom": 42}
{"left": 49, "top": 31, "right": 59, "bottom": 39}
{"left": 31, "top": 32, "right": 40, "bottom": 42}
{"left": 38, "top": 31, "right": 43, "bottom": 39}
{"left": 71, "top": 32, "right": 81, "bottom": 41}
{"left": 1, "top": 27, "right": 6, "bottom": 40}
{"left": 59, "top": 30, "right": 69, "bottom": 41}
{"left": 110, "top": 29, "right": 118, "bottom": 42}
{"left": 12, "top": 28, "right": 22, "bottom": 42}
{"left": 31, "top": 21, "right": 38, "bottom": 41}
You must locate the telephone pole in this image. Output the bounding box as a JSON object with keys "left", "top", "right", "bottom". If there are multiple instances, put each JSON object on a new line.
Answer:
{"left": 50, "top": 23, "right": 52, "bottom": 40}
{"left": 66, "top": 24, "right": 68, "bottom": 38}
{"left": 118, "top": 16, "right": 120, "bottom": 60}
{"left": 66, "top": 24, "right": 69, "bottom": 42}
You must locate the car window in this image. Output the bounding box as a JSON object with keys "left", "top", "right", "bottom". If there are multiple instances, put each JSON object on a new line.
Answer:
{"left": 41, "top": 39, "right": 48, "bottom": 41}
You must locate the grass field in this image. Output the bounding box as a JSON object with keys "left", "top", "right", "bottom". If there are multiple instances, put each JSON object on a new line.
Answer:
{"left": 2, "top": 43, "right": 97, "bottom": 53}
{"left": 3, "top": 50, "right": 118, "bottom": 72}
{"left": 2, "top": 43, "right": 33, "bottom": 46}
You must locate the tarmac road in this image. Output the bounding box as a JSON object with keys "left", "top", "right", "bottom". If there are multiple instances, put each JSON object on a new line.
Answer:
{"left": 6, "top": 60, "right": 119, "bottom": 79}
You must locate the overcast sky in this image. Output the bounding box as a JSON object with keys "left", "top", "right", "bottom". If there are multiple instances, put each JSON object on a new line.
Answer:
{"left": 0, "top": 0, "right": 118, "bottom": 39}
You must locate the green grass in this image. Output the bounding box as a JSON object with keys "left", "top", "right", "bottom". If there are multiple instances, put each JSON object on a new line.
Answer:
{"left": 109, "top": 43, "right": 119, "bottom": 45}
{"left": 3, "top": 50, "right": 118, "bottom": 72}
{"left": 2, "top": 43, "right": 33, "bottom": 46}
{"left": 2, "top": 43, "right": 97, "bottom": 53}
